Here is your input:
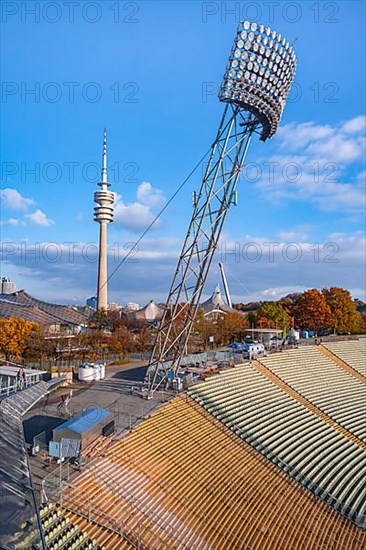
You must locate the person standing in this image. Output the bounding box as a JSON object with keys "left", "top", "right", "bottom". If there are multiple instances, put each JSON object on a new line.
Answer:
{"left": 17, "top": 367, "right": 24, "bottom": 390}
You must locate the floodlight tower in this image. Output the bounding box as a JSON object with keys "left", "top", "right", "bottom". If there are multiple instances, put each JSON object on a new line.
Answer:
{"left": 144, "top": 21, "right": 296, "bottom": 397}
{"left": 94, "top": 129, "right": 114, "bottom": 311}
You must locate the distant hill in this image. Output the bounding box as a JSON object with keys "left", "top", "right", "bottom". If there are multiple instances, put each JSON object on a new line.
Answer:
{"left": 278, "top": 293, "right": 301, "bottom": 305}
{"left": 233, "top": 293, "right": 301, "bottom": 312}
{"left": 233, "top": 301, "right": 260, "bottom": 312}
{"left": 228, "top": 293, "right": 365, "bottom": 318}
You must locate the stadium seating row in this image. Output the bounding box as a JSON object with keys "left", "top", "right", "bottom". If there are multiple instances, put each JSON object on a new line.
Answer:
{"left": 323, "top": 340, "right": 366, "bottom": 378}
{"left": 40, "top": 503, "right": 100, "bottom": 549}
{"left": 188, "top": 363, "right": 366, "bottom": 527}
{"left": 59, "top": 395, "right": 366, "bottom": 548}
{"left": 250, "top": 359, "right": 366, "bottom": 453}
{"left": 259, "top": 347, "right": 366, "bottom": 442}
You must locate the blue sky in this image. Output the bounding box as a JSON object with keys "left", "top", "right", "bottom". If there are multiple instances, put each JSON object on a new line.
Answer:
{"left": 1, "top": 0, "right": 365, "bottom": 305}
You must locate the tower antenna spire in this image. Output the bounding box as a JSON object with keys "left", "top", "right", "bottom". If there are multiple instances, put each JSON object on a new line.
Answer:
{"left": 101, "top": 128, "right": 108, "bottom": 185}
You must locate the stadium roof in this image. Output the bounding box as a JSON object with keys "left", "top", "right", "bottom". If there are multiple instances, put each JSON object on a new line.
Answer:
{"left": 0, "top": 378, "right": 64, "bottom": 548}
{"left": 54, "top": 407, "right": 112, "bottom": 434}
{"left": 200, "top": 284, "right": 243, "bottom": 316}
{"left": 131, "top": 300, "right": 164, "bottom": 322}
{"left": 0, "top": 290, "right": 93, "bottom": 327}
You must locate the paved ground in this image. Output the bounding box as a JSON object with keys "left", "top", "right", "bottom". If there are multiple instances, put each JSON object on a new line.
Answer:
{"left": 23, "top": 360, "right": 172, "bottom": 502}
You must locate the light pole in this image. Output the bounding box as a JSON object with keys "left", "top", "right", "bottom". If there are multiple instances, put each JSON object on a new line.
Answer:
{"left": 145, "top": 21, "right": 296, "bottom": 397}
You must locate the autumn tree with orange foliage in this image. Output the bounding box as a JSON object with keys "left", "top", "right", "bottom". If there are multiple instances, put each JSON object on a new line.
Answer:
{"left": 292, "top": 289, "right": 333, "bottom": 334}
{"left": 216, "top": 312, "right": 248, "bottom": 345}
{"left": 0, "top": 317, "right": 40, "bottom": 362}
{"left": 109, "top": 325, "right": 136, "bottom": 359}
{"left": 194, "top": 308, "right": 216, "bottom": 350}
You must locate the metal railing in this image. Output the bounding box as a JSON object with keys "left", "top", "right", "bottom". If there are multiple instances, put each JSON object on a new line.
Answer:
{"left": 0, "top": 373, "right": 42, "bottom": 397}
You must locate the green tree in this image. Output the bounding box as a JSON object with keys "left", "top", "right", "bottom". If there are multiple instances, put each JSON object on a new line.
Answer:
{"left": 23, "top": 324, "right": 54, "bottom": 365}
{"left": 136, "top": 326, "right": 151, "bottom": 354}
{"left": 82, "top": 330, "right": 111, "bottom": 361}
{"left": 246, "top": 311, "right": 257, "bottom": 328}
{"left": 88, "top": 310, "right": 111, "bottom": 331}
{"left": 255, "top": 302, "right": 291, "bottom": 332}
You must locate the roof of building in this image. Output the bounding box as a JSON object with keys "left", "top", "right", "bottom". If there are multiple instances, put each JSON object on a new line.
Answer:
{"left": 131, "top": 300, "right": 164, "bottom": 322}
{"left": 0, "top": 290, "right": 93, "bottom": 327}
{"left": 54, "top": 407, "right": 112, "bottom": 434}
{"left": 200, "top": 284, "right": 243, "bottom": 316}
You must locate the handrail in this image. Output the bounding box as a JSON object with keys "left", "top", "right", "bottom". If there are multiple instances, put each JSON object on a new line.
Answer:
{"left": 106, "top": 397, "right": 254, "bottom": 548}
{"left": 59, "top": 491, "right": 139, "bottom": 548}
{"left": 61, "top": 466, "right": 179, "bottom": 549}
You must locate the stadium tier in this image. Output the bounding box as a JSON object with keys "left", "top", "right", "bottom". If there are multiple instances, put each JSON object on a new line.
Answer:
{"left": 322, "top": 340, "right": 366, "bottom": 378}
{"left": 260, "top": 347, "right": 366, "bottom": 442}
{"left": 0, "top": 378, "right": 64, "bottom": 548}
{"left": 188, "top": 358, "right": 366, "bottom": 529}
{"left": 60, "top": 508, "right": 134, "bottom": 549}
{"left": 40, "top": 503, "right": 103, "bottom": 549}
{"left": 59, "top": 395, "right": 366, "bottom": 549}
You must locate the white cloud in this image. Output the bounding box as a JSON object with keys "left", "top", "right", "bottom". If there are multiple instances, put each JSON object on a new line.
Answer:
{"left": 114, "top": 198, "right": 158, "bottom": 232}
{"left": 114, "top": 182, "right": 166, "bottom": 232}
{"left": 1, "top": 217, "right": 25, "bottom": 227}
{"left": 254, "top": 115, "right": 366, "bottom": 213}
{"left": 260, "top": 286, "right": 305, "bottom": 299}
{"left": 277, "top": 122, "right": 335, "bottom": 151}
{"left": 277, "top": 117, "right": 365, "bottom": 161}
{"left": 308, "top": 134, "right": 365, "bottom": 163}
{"left": 1, "top": 188, "right": 34, "bottom": 211}
{"left": 1, "top": 229, "right": 365, "bottom": 304}
{"left": 341, "top": 115, "right": 366, "bottom": 134}
{"left": 26, "top": 209, "right": 54, "bottom": 227}
{"left": 277, "top": 225, "right": 314, "bottom": 242}
{"left": 136, "top": 181, "right": 166, "bottom": 207}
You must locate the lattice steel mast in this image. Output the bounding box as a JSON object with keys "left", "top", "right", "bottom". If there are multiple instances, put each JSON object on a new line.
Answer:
{"left": 144, "top": 21, "right": 296, "bottom": 397}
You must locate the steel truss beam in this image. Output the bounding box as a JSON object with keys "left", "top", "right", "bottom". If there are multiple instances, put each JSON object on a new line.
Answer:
{"left": 144, "top": 104, "right": 259, "bottom": 397}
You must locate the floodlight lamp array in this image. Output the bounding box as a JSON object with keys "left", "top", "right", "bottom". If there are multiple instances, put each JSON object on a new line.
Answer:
{"left": 219, "top": 21, "right": 297, "bottom": 141}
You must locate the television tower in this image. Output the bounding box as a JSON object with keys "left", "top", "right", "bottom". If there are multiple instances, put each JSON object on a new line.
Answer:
{"left": 94, "top": 129, "right": 114, "bottom": 310}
